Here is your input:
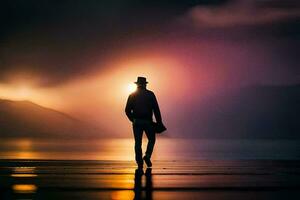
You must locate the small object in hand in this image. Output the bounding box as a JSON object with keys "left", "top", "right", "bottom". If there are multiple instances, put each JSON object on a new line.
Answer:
{"left": 152, "top": 122, "right": 167, "bottom": 134}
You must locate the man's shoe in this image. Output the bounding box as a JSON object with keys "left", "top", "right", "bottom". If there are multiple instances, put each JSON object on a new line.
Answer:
{"left": 143, "top": 156, "right": 152, "bottom": 167}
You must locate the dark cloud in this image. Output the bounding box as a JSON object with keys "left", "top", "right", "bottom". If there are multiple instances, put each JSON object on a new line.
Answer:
{"left": 0, "top": 0, "right": 299, "bottom": 86}
{"left": 1, "top": 0, "right": 214, "bottom": 86}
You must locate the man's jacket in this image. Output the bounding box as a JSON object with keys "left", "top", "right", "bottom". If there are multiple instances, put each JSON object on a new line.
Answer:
{"left": 125, "top": 88, "right": 162, "bottom": 123}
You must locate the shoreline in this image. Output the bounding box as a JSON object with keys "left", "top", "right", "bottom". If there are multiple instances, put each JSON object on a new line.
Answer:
{"left": 1, "top": 159, "right": 299, "bottom": 199}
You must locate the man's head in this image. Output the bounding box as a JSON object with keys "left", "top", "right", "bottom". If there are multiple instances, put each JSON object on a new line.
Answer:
{"left": 134, "top": 76, "right": 148, "bottom": 88}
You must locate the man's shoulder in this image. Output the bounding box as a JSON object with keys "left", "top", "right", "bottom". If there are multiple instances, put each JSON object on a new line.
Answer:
{"left": 146, "top": 90, "right": 155, "bottom": 97}
{"left": 133, "top": 89, "right": 155, "bottom": 97}
{"left": 145, "top": 89, "right": 155, "bottom": 95}
{"left": 128, "top": 92, "right": 136, "bottom": 98}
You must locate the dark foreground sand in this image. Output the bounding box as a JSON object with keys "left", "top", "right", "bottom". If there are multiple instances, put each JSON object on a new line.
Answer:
{"left": 0, "top": 160, "right": 299, "bottom": 199}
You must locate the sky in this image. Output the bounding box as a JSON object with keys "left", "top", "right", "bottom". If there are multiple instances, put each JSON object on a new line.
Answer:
{"left": 0, "top": 0, "right": 299, "bottom": 137}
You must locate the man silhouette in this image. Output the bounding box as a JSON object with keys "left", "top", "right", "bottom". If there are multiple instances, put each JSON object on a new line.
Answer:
{"left": 125, "top": 77, "right": 163, "bottom": 168}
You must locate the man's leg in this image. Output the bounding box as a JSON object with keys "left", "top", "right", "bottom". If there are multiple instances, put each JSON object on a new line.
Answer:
{"left": 144, "top": 125, "right": 156, "bottom": 159}
{"left": 133, "top": 125, "right": 143, "bottom": 165}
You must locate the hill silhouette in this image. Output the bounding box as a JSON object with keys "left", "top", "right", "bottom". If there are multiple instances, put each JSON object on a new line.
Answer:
{"left": 1, "top": 84, "right": 299, "bottom": 139}
{"left": 0, "top": 99, "right": 102, "bottom": 139}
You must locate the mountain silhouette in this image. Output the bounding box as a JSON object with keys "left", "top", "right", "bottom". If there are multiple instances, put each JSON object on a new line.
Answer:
{"left": 177, "top": 84, "right": 300, "bottom": 139}
{"left": 0, "top": 99, "right": 102, "bottom": 139}
{"left": 1, "top": 84, "right": 299, "bottom": 139}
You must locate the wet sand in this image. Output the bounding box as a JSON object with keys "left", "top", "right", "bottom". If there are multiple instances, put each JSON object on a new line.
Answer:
{"left": 0, "top": 160, "right": 300, "bottom": 199}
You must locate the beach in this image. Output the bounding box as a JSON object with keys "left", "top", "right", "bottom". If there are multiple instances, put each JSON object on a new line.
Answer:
{"left": 0, "top": 138, "right": 299, "bottom": 199}
{"left": 1, "top": 159, "right": 300, "bottom": 200}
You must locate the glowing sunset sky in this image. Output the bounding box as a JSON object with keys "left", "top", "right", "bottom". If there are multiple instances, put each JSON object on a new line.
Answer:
{"left": 0, "top": 0, "right": 299, "bottom": 137}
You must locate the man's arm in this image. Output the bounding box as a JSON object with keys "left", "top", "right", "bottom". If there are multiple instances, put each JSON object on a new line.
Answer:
{"left": 152, "top": 93, "right": 162, "bottom": 123}
{"left": 125, "top": 95, "right": 134, "bottom": 122}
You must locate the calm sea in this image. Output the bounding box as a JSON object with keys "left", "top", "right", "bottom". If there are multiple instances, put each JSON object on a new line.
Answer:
{"left": 0, "top": 138, "right": 299, "bottom": 160}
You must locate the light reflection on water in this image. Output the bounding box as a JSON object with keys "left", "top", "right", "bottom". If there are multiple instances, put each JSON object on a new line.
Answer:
{"left": 12, "top": 184, "right": 37, "bottom": 193}
{"left": 110, "top": 191, "right": 135, "bottom": 200}
{"left": 11, "top": 167, "right": 37, "bottom": 178}
{"left": 0, "top": 138, "right": 299, "bottom": 160}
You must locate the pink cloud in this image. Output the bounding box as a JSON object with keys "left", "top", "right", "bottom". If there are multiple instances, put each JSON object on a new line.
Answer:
{"left": 184, "top": 0, "right": 300, "bottom": 27}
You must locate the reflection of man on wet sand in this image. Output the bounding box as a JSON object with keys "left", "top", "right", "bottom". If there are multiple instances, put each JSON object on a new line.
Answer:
{"left": 125, "top": 77, "right": 164, "bottom": 168}
{"left": 134, "top": 168, "right": 152, "bottom": 200}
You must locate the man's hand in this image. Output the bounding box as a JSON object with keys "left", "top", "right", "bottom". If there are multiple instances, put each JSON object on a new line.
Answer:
{"left": 157, "top": 120, "right": 163, "bottom": 125}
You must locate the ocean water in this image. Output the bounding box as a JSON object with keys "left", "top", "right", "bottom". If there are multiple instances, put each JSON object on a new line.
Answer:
{"left": 0, "top": 138, "right": 299, "bottom": 160}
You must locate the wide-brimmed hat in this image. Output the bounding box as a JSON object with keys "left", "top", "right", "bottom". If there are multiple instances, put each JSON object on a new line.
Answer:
{"left": 134, "top": 76, "right": 148, "bottom": 85}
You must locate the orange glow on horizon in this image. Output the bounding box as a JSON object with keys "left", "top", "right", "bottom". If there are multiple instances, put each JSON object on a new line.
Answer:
{"left": 0, "top": 54, "right": 193, "bottom": 136}
{"left": 0, "top": 83, "right": 58, "bottom": 108}
{"left": 0, "top": 84, "right": 33, "bottom": 100}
